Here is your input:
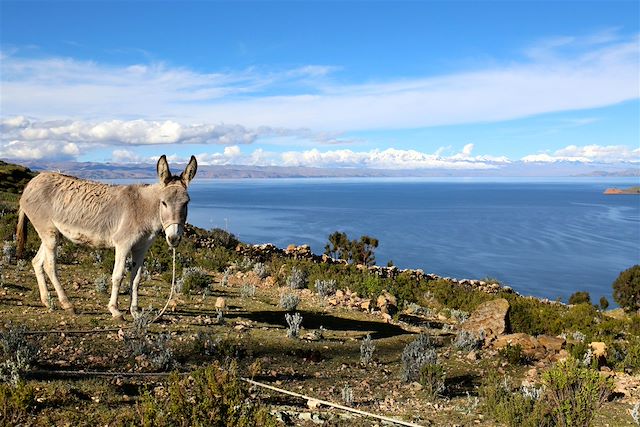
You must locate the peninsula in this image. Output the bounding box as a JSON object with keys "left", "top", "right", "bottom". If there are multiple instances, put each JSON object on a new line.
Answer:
{"left": 603, "top": 186, "right": 640, "bottom": 195}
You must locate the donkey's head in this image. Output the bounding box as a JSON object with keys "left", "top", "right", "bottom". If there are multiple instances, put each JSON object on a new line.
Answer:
{"left": 156, "top": 155, "right": 198, "bottom": 248}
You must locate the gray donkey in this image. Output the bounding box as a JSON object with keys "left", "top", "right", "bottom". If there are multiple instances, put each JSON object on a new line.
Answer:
{"left": 16, "top": 155, "right": 197, "bottom": 321}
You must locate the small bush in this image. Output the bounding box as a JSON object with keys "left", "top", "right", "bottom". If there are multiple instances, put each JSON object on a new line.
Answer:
{"left": 542, "top": 357, "right": 614, "bottom": 427}
{"left": 360, "top": 334, "right": 375, "bottom": 365}
{"left": 569, "top": 291, "right": 592, "bottom": 305}
{"left": 240, "top": 283, "right": 256, "bottom": 298}
{"left": 598, "top": 296, "right": 609, "bottom": 310}
{"left": 179, "top": 267, "right": 210, "bottom": 294}
{"left": 450, "top": 309, "right": 469, "bottom": 323}
{"left": 622, "top": 337, "right": 640, "bottom": 372}
{"left": 480, "top": 374, "right": 550, "bottom": 427}
{"left": 286, "top": 266, "right": 308, "bottom": 289}
{"left": 136, "top": 361, "right": 276, "bottom": 426}
{"left": 208, "top": 228, "right": 240, "bottom": 250}
{"left": 279, "top": 293, "right": 300, "bottom": 311}
{"left": 0, "top": 381, "right": 35, "bottom": 425}
{"left": 401, "top": 333, "right": 436, "bottom": 382}
{"left": 453, "top": 329, "right": 483, "bottom": 352}
{"left": 253, "top": 262, "right": 268, "bottom": 279}
{"left": 612, "top": 265, "right": 640, "bottom": 313}
{"left": 285, "top": 312, "right": 303, "bottom": 338}
{"left": 341, "top": 384, "right": 353, "bottom": 406}
{"left": 419, "top": 363, "right": 446, "bottom": 400}
{"left": 315, "top": 279, "right": 337, "bottom": 298}
{"left": 499, "top": 344, "right": 527, "bottom": 365}
{"left": 94, "top": 274, "right": 109, "bottom": 294}
{"left": 0, "top": 326, "right": 38, "bottom": 385}
{"left": 2, "top": 240, "right": 16, "bottom": 264}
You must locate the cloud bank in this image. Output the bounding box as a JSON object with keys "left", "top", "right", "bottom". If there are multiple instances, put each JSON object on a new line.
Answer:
{"left": 1, "top": 33, "right": 638, "bottom": 131}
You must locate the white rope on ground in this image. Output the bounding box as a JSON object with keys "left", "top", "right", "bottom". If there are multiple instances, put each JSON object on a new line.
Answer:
{"left": 241, "top": 377, "right": 427, "bottom": 427}
{"left": 151, "top": 247, "right": 176, "bottom": 324}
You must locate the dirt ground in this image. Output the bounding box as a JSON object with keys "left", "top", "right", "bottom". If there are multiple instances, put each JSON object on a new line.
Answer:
{"left": 1, "top": 261, "right": 637, "bottom": 426}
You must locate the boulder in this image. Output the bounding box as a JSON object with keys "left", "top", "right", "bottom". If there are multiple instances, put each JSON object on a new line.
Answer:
{"left": 537, "top": 335, "right": 565, "bottom": 352}
{"left": 461, "top": 298, "right": 510, "bottom": 341}
{"left": 376, "top": 291, "right": 398, "bottom": 315}
{"left": 493, "top": 333, "right": 538, "bottom": 354}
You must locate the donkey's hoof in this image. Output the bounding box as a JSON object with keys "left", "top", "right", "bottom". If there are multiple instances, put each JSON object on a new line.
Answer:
{"left": 63, "top": 305, "right": 76, "bottom": 315}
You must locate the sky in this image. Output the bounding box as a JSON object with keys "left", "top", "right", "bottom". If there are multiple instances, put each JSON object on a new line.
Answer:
{"left": 1, "top": 0, "right": 639, "bottom": 171}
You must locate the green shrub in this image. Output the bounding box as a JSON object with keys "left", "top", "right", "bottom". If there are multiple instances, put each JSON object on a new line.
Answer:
{"left": 419, "top": 363, "right": 446, "bottom": 400}
{"left": 542, "top": 357, "right": 614, "bottom": 427}
{"left": 480, "top": 374, "right": 550, "bottom": 427}
{"left": 179, "top": 267, "right": 211, "bottom": 294}
{"left": 207, "top": 228, "right": 240, "bottom": 250}
{"left": 612, "top": 265, "right": 640, "bottom": 313}
{"left": 499, "top": 344, "right": 527, "bottom": 365}
{"left": 598, "top": 296, "right": 609, "bottom": 310}
{"left": 0, "top": 381, "right": 35, "bottom": 425}
{"left": 622, "top": 337, "right": 640, "bottom": 372}
{"left": 569, "top": 291, "right": 591, "bottom": 305}
{"left": 199, "top": 246, "right": 236, "bottom": 272}
{"left": 136, "top": 362, "right": 276, "bottom": 426}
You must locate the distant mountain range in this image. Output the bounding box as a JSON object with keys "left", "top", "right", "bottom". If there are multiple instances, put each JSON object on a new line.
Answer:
{"left": 7, "top": 160, "right": 640, "bottom": 180}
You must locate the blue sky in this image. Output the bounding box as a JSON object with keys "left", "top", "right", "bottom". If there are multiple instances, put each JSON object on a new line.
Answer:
{"left": 1, "top": 1, "right": 638, "bottom": 170}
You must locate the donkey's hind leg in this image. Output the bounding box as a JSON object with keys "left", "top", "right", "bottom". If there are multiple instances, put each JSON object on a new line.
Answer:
{"left": 31, "top": 244, "right": 51, "bottom": 307}
{"left": 40, "top": 231, "right": 75, "bottom": 313}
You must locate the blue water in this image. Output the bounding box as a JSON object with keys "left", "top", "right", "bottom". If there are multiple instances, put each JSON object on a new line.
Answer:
{"left": 186, "top": 178, "right": 640, "bottom": 303}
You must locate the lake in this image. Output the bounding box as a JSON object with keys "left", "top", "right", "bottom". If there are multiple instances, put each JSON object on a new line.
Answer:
{"left": 183, "top": 178, "right": 640, "bottom": 303}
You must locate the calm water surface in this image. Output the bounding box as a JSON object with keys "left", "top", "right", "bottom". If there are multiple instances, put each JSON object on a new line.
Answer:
{"left": 182, "top": 178, "right": 640, "bottom": 302}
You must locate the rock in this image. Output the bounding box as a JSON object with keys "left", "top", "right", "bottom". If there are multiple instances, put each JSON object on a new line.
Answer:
{"left": 335, "top": 289, "right": 345, "bottom": 299}
{"left": 215, "top": 297, "right": 226, "bottom": 310}
{"left": 360, "top": 299, "right": 372, "bottom": 311}
{"left": 461, "top": 298, "right": 510, "bottom": 342}
{"left": 493, "top": 333, "right": 538, "bottom": 353}
{"left": 589, "top": 342, "right": 607, "bottom": 359}
{"left": 381, "top": 312, "right": 392, "bottom": 323}
{"left": 466, "top": 350, "right": 479, "bottom": 361}
{"left": 537, "top": 335, "right": 565, "bottom": 352}
{"left": 376, "top": 291, "right": 398, "bottom": 316}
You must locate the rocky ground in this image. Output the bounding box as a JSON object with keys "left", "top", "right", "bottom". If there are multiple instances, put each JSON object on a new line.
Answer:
{"left": 1, "top": 254, "right": 639, "bottom": 426}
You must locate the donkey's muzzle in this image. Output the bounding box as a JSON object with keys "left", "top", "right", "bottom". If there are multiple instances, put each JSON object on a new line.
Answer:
{"left": 164, "top": 223, "right": 184, "bottom": 248}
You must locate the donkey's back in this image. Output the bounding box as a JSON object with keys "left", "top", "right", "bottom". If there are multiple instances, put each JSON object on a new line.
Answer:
{"left": 20, "top": 172, "right": 131, "bottom": 247}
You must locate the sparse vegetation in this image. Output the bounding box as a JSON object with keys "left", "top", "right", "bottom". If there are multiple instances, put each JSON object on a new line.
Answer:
{"left": 0, "top": 326, "right": 38, "bottom": 386}
{"left": 0, "top": 159, "right": 635, "bottom": 425}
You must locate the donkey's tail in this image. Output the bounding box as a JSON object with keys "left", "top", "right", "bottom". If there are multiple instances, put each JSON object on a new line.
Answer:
{"left": 16, "top": 208, "right": 28, "bottom": 259}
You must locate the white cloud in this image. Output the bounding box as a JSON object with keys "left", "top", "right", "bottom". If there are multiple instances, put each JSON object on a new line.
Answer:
{"left": 1, "top": 33, "right": 637, "bottom": 130}
{"left": 1, "top": 140, "right": 79, "bottom": 160}
{"left": 522, "top": 144, "right": 640, "bottom": 163}
{"left": 193, "top": 146, "right": 509, "bottom": 170}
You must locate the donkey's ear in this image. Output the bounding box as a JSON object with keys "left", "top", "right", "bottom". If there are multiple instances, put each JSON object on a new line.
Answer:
{"left": 157, "top": 155, "right": 172, "bottom": 185}
{"left": 181, "top": 155, "right": 198, "bottom": 186}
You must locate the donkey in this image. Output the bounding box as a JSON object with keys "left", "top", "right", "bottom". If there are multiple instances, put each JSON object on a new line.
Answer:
{"left": 16, "top": 155, "right": 197, "bottom": 321}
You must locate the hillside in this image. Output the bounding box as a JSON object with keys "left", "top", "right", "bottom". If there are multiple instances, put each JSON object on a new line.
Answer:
{"left": 0, "top": 160, "right": 37, "bottom": 193}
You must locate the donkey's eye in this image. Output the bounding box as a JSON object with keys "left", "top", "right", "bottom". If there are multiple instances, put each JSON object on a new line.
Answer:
{"left": 161, "top": 201, "right": 167, "bottom": 207}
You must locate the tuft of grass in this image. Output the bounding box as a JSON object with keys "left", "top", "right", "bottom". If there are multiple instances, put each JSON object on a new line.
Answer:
{"left": 0, "top": 325, "right": 39, "bottom": 386}
{"left": 286, "top": 266, "right": 308, "bottom": 290}
{"left": 401, "top": 333, "right": 436, "bottom": 383}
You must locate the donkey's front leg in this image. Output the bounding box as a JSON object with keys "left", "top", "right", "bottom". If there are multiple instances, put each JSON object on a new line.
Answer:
{"left": 129, "top": 243, "right": 152, "bottom": 318}
{"left": 108, "top": 246, "right": 128, "bottom": 321}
